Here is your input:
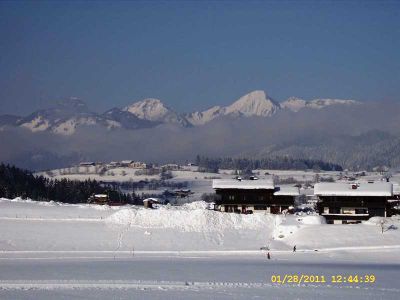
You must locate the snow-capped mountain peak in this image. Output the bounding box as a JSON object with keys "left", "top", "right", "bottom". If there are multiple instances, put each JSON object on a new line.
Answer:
{"left": 123, "top": 98, "right": 190, "bottom": 127}
{"left": 123, "top": 98, "right": 170, "bottom": 121}
{"left": 225, "top": 90, "right": 279, "bottom": 117}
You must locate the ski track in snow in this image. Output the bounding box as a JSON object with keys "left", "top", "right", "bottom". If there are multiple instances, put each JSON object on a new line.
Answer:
{"left": 0, "top": 279, "right": 398, "bottom": 293}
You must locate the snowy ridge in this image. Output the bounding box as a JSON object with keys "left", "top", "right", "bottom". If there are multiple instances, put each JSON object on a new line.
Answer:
{"left": 185, "top": 106, "right": 223, "bottom": 125}
{"left": 4, "top": 90, "right": 362, "bottom": 133}
{"left": 106, "top": 201, "right": 275, "bottom": 232}
{"left": 186, "top": 91, "right": 359, "bottom": 125}
{"left": 281, "top": 97, "right": 359, "bottom": 112}
{"left": 123, "top": 98, "right": 190, "bottom": 127}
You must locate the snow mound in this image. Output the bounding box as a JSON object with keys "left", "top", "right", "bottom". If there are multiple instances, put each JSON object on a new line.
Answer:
{"left": 364, "top": 216, "right": 386, "bottom": 225}
{"left": 298, "top": 215, "right": 326, "bottom": 225}
{"left": 272, "top": 215, "right": 326, "bottom": 239}
{"left": 106, "top": 202, "right": 275, "bottom": 232}
{"left": 182, "top": 201, "right": 209, "bottom": 210}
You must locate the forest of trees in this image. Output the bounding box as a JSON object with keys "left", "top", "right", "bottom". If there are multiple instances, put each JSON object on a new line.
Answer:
{"left": 0, "top": 164, "right": 132, "bottom": 204}
{"left": 195, "top": 155, "right": 343, "bottom": 173}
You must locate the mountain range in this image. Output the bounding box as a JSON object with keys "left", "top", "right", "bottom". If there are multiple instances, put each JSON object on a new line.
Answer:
{"left": 0, "top": 90, "right": 359, "bottom": 135}
{"left": 2, "top": 90, "right": 399, "bottom": 172}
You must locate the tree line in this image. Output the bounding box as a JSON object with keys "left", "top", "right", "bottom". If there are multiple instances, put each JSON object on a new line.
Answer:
{"left": 195, "top": 155, "right": 343, "bottom": 173}
{"left": 0, "top": 163, "right": 132, "bottom": 204}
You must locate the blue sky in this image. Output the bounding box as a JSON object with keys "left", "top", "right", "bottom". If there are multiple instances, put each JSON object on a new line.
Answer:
{"left": 0, "top": 0, "right": 399, "bottom": 114}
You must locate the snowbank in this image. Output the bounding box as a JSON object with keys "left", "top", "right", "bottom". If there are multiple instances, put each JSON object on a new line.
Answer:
{"left": 364, "top": 216, "right": 386, "bottom": 225}
{"left": 272, "top": 215, "right": 326, "bottom": 240}
{"left": 106, "top": 201, "right": 275, "bottom": 232}
{"left": 296, "top": 215, "right": 326, "bottom": 225}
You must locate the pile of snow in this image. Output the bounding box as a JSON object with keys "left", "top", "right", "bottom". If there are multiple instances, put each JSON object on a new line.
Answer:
{"left": 106, "top": 201, "right": 275, "bottom": 232}
{"left": 182, "top": 201, "right": 210, "bottom": 210}
{"left": 364, "top": 216, "right": 400, "bottom": 226}
{"left": 272, "top": 215, "right": 326, "bottom": 239}
{"left": 364, "top": 216, "right": 386, "bottom": 225}
{"left": 296, "top": 215, "right": 326, "bottom": 225}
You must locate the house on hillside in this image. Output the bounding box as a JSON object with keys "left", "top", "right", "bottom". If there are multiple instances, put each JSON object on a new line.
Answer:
{"left": 212, "top": 178, "right": 299, "bottom": 214}
{"left": 79, "top": 162, "right": 95, "bottom": 167}
{"left": 314, "top": 182, "right": 393, "bottom": 224}
{"left": 120, "top": 160, "right": 134, "bottom": 167}
{"left": 88, "top": 194, "right": 109, "bottom": 205}
{"left": 107, "top": 161, "right": 120, "bottom": 168}
{"left": 161, "top": 164, "right": 180, "bottom": 171}
{"left": 143, "top": 198, "right": 164, "bottom": 209}
{"left": 130, "top": 161, "right": 147, "bottom": 169}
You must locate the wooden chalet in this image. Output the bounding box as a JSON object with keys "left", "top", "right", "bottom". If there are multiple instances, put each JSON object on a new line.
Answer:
{"left": 314, "top": 182, "right": 393, "bottom": 224}
{"left": 212, "top": 179, "right": 299, "bottom": 214}
{"left": 88, "top": 194, "right": 109, "bottom": 205}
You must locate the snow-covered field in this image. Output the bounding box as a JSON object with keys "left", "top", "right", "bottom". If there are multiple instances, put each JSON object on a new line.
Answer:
{"left": 0, "top": 198, "right": 399, "bottom": 299}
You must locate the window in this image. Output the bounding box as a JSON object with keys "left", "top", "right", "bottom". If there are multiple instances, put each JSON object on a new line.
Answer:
{"left": 355, "top": 208, "right": 368, "bottom": 214}
{"left": 329, "top": 207, "right": 340, "bottom": 214}
{"left": 254, "top": 205, "right": 267, "bottom": 210}
{"left": 225, "top": 205, "right": 238, "bottom": 213}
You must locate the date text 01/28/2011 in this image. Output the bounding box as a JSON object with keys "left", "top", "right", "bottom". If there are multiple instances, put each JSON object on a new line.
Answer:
{"left": 270, "top": 274, "right": 376, "bottom": 284}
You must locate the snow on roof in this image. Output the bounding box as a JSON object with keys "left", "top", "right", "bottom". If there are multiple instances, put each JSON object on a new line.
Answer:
{"left": 121, "top": 160, "right": 134, "bottom": 164}
{"left": 314, "top": 182, "right": 393, "bottom": 197}
{"left": 94, "top": 194, "right": 108, "bottom": 198}
{"left": 143, "top": 198, "right": 161, "bottom": 202}
{"left": 212, "top": 178, "right": 274, "bottom": 190}
{"left": 392, "top": 183, "right": 400, "bottom": 195}
{"left": 274, "top": 186, "right": 300, "bottom": 196}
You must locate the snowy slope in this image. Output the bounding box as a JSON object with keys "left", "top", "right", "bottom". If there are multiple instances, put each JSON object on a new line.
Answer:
{"left": 1, "top": 198, "right": 399, "bottom": 300}
{"left": 281, "top": 97, "right": 359, "bottom": 112}
{"left": 17, "top": 98, "right": 112, "bottom": 135}
{"left": 1, "top": 198, "right": 399, "bottom": 252}
{"left": 224, "top": 90, "right": 280, "bottom": 117}
{"left": 123, "top": 98, "right": 190, "bottom": 127}
{"left": 280, "top": 97, "right": 308, "bottom": 112}
{"left": 185, "top": 106, "right": 223, "bottom": 125}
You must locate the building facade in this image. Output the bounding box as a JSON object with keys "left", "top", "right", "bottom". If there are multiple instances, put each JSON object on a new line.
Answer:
{"left": 212, "top": 179, "right": 299, "bottom": 214}
{"left": 314, "top": 182, "right": 393, "bottom": 224}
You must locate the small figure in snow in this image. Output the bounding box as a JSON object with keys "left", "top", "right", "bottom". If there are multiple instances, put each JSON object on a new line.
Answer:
{"left": 267, "top": 252, "right": 271, "bottom": 260}
{"left": 293, "top": 245, "right": 296, "bottom": 252}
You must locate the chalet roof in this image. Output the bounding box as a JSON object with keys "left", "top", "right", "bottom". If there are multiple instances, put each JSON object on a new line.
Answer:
{"left": 143, "top": 198, "right": 161, "bottom": 203}
{"left": 94, "top": 194, "right": 108, "bottom": 198}
{"left": 274, "top": 186, "right": 300, "bottom": 196}
{"left": 121, "top": 160, "right": 134, "bottom": 164}
{"left": 212, "top": 178, "right": 274, "bottom": 190}
{"left": 314, "top": 182, "right": 393, "bottom": 197}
